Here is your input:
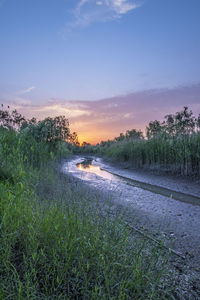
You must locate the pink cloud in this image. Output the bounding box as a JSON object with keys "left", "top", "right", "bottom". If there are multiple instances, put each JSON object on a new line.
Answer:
{"left": 2, "top": 84, "right": 200, "bottom": 144}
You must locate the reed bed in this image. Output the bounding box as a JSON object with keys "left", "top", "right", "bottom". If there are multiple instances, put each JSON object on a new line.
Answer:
{"left": 97, "top": 133, "right": 200, "bottom": 176}
{"left": 0, "top": 127, "right": 174, "bottom": 299}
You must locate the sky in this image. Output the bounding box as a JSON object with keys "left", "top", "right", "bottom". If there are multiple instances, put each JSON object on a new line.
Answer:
{"left": 0, "top": 0, "right": 200, "bottom": 143}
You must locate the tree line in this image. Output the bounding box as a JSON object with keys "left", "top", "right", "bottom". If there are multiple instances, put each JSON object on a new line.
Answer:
{"left": 82, "top": 107, "right": 200, "bottom": 177}
{"left": 0, "top": 104, "right": 80, "bottom": 150}
{"left": 146, "top": 106, "right": 200, "bottom": 139}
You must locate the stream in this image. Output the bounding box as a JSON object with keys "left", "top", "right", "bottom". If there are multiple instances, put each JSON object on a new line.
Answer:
{"left": 62, "top": 156, "right": 200, "bottom": 269}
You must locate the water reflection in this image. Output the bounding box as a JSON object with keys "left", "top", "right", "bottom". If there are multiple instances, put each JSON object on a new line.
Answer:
{"left": 76, "top": 160, "right": 115, "bottom": 181}
{"left": 76, "top": 159, "right": 200, "bottom": 206}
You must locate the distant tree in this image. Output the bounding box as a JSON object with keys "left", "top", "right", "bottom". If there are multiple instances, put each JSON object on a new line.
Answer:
{"left": 196, "top": 114, "right": 200, "bottom": 131}
{"left": 0, "top": 109, "right": 10, "bottom": 128}
{"left": 21, "top": 117, "right": 37, "bottom": 130}
{"left": 174, "top": 106, "right": 196, "bottom": 135}
{"left": 146, "top": 120, "right": 163, "bottom": 139}
{"left": 147, "top": 107, "right": 197, "bottom": 139}
{"left": 115, "top": 133, "right": 125, "bottom": 142}
{"left": 100, "top": 141, "right": 107, "bottom": 147}
{"left": 125, "top": 129, "right": 144, "bottom": 140}
{"left": 82, "top": 141, "right": 91, "bottom": 147}
{"left": 11, "top": 110, "right": 26, "bottom": 129}
{"left": 163, "top": 114, "right": 175, "bottom": 136}
{"left": 70, "top": 131, "right": 80, "bottom": 146}
{"left": 0, "top": 106, "right": 25, "bottom": 130}
{"left": 21, "top": 115, "right": 71, "bottom": 150}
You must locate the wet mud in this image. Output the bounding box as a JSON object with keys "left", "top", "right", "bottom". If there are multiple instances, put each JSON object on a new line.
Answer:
{"left": 62, "top": 156, "right": 200, "bottom": 298}
{"left": 77, "top": 158, "right": 200, "bottom": 206}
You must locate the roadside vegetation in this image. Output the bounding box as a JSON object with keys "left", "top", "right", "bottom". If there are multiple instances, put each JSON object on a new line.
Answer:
{"left": 0, "top": 106, "right": 174, "bottom": 299}
{"left": 82, "top": 107, "right": 200, "bottom": 177}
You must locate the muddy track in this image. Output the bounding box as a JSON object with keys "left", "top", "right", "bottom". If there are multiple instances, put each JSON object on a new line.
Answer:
{"left": 62, "top": 156, "right": 200, "bottom": 299}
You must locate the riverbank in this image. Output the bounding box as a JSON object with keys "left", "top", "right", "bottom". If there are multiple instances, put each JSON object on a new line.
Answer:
{"left": 97, "top": 156, "right": 200, "bottom": 197}
{"left": 0, "top": 160, "right": 175, "bottom": 298}
{"left": 1, "top": 108, "right": 200, "bottom": 298}
{"left": 1, "top": 127, "right": 177, "bottom": 299}
{"left": 62, "top": 155, "right": 200, "bottom": 299}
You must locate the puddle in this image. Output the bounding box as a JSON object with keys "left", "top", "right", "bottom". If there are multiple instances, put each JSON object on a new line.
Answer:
{"left": 76, "top": 159, "right": 116, "bottom": 181}
{"left": 76, "top": 158, "right": 200, "bottom": 206}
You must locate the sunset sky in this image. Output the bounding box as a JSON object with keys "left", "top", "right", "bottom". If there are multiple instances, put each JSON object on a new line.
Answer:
{"left": 0, "top": 0, "right": 200, "bottom": 144}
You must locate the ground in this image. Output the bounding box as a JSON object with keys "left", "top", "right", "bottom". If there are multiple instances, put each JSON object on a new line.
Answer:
{"left": 62, "top": 155, "right": 200, "bottom": 299}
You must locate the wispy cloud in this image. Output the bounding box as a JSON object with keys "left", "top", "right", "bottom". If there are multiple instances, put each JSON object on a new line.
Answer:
{"left": 19, "top": 86, "right": 36, "bottom": 95}
{"left": 0, "top": 86, "right": 35, "bottom": 106}
{"left": 66, "top": 0, "right": 142, "bottom": 30}
{"left": 109, "top": 0, "right": 141, "bottom": 14}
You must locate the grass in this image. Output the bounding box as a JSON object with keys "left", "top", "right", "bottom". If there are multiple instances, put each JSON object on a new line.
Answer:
{"left": 91, "top": 133, "right": 200, "bottom": 177}
{"left": 0, "top": 127, "right": 175, "bottom": 299}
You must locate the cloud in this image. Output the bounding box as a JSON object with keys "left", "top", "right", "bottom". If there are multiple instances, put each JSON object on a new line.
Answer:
{"left": 109, "top": 0, "right": 141, "bottom": 14}
{"left": 2, "top": 84, "right": 200, "bottom": 144}
{"left": 67, "top": 0, "right": 142, "bottom": 30}
{"left": 10, "top": 100, "right": 91, "bottom": 122}
{"left": 19, "top": 86, "right": 36, "bottom": 95}
{"left": 96, "top": 1, "right": 103, "bottom": 5}
{"left": 11, "top": 97, "right": 32, "bottom": 105}
{"left": 0, "top": 86, "right": 36, "bottom": 106}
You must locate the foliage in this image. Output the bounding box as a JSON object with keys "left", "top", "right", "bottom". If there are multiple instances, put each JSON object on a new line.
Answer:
{"left": 0, "top": 104, "right": 25, "bottom": 130}
{"left": 69, "top": 131, "right": 80, "bottom": 146}
{"left": 146, "top": 120, "right": 163, "bottom": 139}
{"left": 82, "top": 107, "right": 200, "bottom": 177}
{"left": 0, "top": 125, "right": 173, "bottom": 299}
{"left": 99, "top": 134, "right": 200, "bottom": 176}
{"left": 21, "top": 115, "right": 71, "bottom": 151}
{"left": 0, "top": 106, "right": 80, "bottom": 163}
{"left": 146, "top": 106, "right": 198, "bottom": 138}
{"left": 114, "top": 129, "right": 144, "bottom": 142}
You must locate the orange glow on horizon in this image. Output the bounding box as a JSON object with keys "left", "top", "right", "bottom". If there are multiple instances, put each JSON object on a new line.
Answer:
{"left": 72, "top": 128, "right": 120, "bottom": 145}
{"left": 78, "top": 135, "right": 100, "bottom": 145}
{"left": 75, "top": 133, "right": 123, "bottom": 145}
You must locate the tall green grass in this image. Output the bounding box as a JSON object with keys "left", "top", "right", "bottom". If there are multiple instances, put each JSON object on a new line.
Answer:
{"left": 80, "top": 107, "right": 200, "bottom": 177}
{"left": 93, "top": 133, "right": 200, "bottom": 177}
{"left": 0, "top": 127, "right": 174, "bottom": 299}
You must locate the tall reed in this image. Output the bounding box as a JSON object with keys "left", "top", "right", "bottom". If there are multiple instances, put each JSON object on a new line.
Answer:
{"left": 0, "top": 127, "right": 174, "bottom": 299}
{"left": 92, "top": 133, "right": 200, "bottom": 177}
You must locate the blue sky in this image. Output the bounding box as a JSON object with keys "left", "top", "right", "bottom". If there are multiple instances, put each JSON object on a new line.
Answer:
{"left": 1, "top": 0, "right": 200, "bottom": 102}
{"left": 0, "top": 0, "right": 200, "bottom": 142}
